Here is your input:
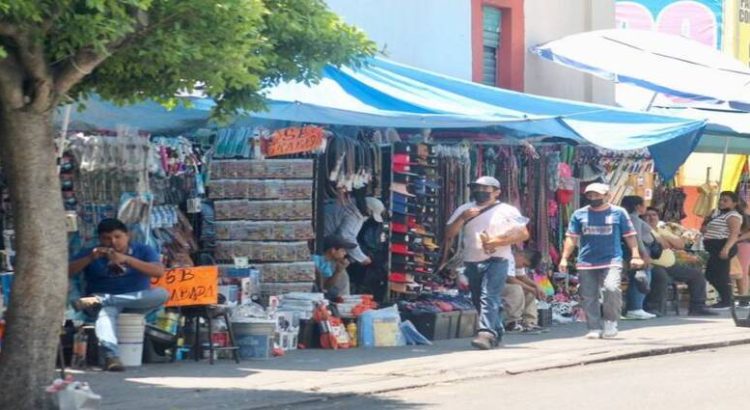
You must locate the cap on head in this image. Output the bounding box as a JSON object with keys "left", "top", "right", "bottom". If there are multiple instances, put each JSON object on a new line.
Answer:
{"left": 468, "top": 176, "right": 501, "bottom": 189}
{"left": 365, "top": 197, "right": 386, "bottom": 223}
{"left": 323, "top": 234, "right": 357, "bottom": 251}
{"left": 584, "top": 183, "right": 610, "bottom": 195}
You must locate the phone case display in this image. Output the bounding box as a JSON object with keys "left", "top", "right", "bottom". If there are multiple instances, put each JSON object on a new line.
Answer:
{"left": 220, "top": 262, "right": 316, "bottom": 283}
{"left": 214, "top": 221, "right": 314, "bottom": 241}
{"left": 388, "top": 142, "right": 442, "bottom": 297}
{"left": 214, "top": 241, "right": 311, "bottom": 262}
{"left": 210, "top": 159, "right": 314, "bottom": 180}
{"left": 214, "top": 200, "right": 312, "bottom": 221}
{"left": 209, "top": 158, "right": 316, "bottom": 299}
{"left": 208, "top": 180, "right": 313, "bottom": 201}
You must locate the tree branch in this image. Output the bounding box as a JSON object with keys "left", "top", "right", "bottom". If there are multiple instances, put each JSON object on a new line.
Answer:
{"left": 52, "top": 5, "right": 195, "bottom": 102}
{"left": 0, "top": 54, "right": 26, "bottom": 109}
{"left": 14, "top": 32, "right": 54, "bottom": 112}
{"left": 52, "top": 6, "right": 151, "bottom": 100}
{"left": 0, "top": 21, "right": 20, "bottom": 39}
{"left": 52, "top": 47, "right": 110, "bottom": 99}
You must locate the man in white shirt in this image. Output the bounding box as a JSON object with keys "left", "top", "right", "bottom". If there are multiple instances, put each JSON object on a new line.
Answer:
{"left": 445, "top": 176, "right": 529, "bottom": 350}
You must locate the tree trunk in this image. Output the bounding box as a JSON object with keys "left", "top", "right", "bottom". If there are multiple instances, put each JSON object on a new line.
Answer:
{"left": 0, "top": 108, "right": 68, "bottom": 410}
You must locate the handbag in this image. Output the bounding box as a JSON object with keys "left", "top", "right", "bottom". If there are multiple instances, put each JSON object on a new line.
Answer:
{"left": 647, "top": 240, "right": 663, "bottom": 259}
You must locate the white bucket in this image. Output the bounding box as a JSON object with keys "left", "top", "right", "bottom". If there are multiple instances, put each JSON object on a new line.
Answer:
{"left": 117, "top": 314, "right": 145, "bottom": 366}
{"left": 119, "top": 343, "right": 144, "bottom": 367}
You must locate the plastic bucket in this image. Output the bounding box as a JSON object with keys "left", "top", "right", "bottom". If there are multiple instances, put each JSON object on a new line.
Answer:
{"left": 119, "top": 343, "right": 144, "bottom": 367}
{"left": 117, "top": 314, "right": 145, "bottom": 366}
{"left": 233, "top": 320, "right": 275, "bottom": 360}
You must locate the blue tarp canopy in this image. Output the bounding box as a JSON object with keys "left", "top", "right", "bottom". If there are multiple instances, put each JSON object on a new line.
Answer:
{"left": 649, "top": 105, "right": 750, "bottom": 154}
{"left": 61, "top": 57, "right": 705, "bottom": 178}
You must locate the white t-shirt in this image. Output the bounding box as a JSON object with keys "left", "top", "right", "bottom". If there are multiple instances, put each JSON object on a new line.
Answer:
{"left": 507, "top": 257, "right": 517, "bottom": 277}
{"left": 447, "top": 201, "right": 525, "bottom": 263}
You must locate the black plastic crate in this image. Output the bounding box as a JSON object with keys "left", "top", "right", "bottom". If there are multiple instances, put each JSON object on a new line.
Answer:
{"left": 456, "top": 309, "right": 478, "bottom": 338}
{"left": 401, "top": 311, "right": 461, "bottom": 341}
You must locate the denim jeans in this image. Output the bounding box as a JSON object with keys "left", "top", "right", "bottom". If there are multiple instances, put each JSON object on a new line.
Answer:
{"left": 578, "top": 265, "right": 623, "bottom": 330}
{"left": 626, "top": 268, "right": 652, "bottom": 311}
{"left": 464, "top": 257, "right": 509, "bottom": 338}
{"left": 93, "top": 288, "right": 169, "bottom": 358}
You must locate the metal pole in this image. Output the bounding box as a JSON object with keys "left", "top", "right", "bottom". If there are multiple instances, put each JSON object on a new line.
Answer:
{"left": 645, "top": 92, "right": 659, "bottom": 112}
{"left": 718, "top": 136, "right": 730, "bottom": 191}
{"left": 57, "top": 104, "right": 73, "bottom": 175}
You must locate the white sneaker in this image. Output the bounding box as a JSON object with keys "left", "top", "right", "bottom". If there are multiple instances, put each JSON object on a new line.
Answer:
{"left": 625, "top": 309, "right": 656, "bottom": 320}
{"left": 602, "top": 321, "right": 618, "bottom": 339}
{"left": 584, "top": 330, "right": 602, "bottom": 339}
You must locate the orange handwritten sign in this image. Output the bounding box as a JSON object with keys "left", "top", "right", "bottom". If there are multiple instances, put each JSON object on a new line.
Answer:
{"left": 150, "top": 266, "right": 218, "bottom": 307}
{"left": 266, "top": 126, "right": 325, "bottom": 157}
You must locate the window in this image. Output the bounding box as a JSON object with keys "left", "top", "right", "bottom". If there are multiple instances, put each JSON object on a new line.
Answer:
{"left": 482, "top": 6, "right": 502, "bottom": 86}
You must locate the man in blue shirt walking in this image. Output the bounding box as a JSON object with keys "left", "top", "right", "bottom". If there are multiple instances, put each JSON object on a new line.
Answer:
{"left": 69, "top": 218, "right": 168, "bottom": 371}
{"left": 559, "top": 183, "right": 644, "bottom": 339}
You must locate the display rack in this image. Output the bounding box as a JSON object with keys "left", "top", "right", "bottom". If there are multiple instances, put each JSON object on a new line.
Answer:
{"left": 387, "top": 142, "right": 441, "bottom": 300}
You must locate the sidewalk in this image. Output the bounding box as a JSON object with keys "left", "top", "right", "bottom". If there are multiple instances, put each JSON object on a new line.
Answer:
{"left": 74, "top": 312, "right": 750, "bottom": 410}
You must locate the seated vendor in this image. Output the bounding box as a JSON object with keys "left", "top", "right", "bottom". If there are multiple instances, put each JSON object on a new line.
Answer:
{"left": 314, "top": 235, "right": 357, "bottom": 296}
{"left": 68, "top": 218, "right": 168, "bottom": 371}
{"left": 503, "top": 249, "right": 547, "bottom": 333}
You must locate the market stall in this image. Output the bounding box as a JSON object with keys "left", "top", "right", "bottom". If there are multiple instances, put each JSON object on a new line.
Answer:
{"left": 0, "top": 57, "right": 711, "bottom": 361}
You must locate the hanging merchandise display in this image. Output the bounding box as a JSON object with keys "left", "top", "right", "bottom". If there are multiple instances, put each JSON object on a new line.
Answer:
{"left": 209, "top": 142, "right": 317, "bottom": 301}
{"left": 67, "top": 133, "right": 152, "bottom": 247}
{"left": 64, "top": 133, "right": 204, "bottom": 266}
{"left": 652, "top": 185, "right": 688, "bottom": 222}
{"left": 324, "top": 131, "right": 381, "bottom": 195}
{"left": 572, "top": 147, "right": 657, "bottom": 205}
{"left": 387, "top": 142, "right": 446, "bottom": 297}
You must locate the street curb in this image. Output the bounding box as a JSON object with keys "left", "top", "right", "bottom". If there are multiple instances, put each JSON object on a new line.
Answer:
{"left": 506, "top": 335, "right": 750, "bottom": 375}
{"left": 250, "top": 335, "right": 750, "bottom": 409}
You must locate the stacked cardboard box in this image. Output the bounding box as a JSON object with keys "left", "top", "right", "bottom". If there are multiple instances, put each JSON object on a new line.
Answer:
{"left": 210, "top": 159, "right": 316, "bottom": 296}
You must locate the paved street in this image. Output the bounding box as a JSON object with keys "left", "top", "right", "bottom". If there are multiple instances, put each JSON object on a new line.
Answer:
{"left": 73, "top": 312, "right": 750, "bottom": 409}
{"left": 296, "top": 343, "right": 750, "bottom": 410}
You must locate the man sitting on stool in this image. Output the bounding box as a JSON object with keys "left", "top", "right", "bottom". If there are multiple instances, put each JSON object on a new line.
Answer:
{"left": 69, "top": 218, "right": 167, "bottom": 371}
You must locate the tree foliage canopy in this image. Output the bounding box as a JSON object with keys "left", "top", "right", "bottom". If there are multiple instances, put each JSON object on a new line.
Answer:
{"left": 0, "top": 0, "right": 374, "bottom": 115}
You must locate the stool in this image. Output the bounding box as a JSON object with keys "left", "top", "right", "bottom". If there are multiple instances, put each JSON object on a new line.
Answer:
{"left": 181, "top": 305, "right": 240, "bottom": 364}
{"left": 665, "top": 281, "right": 681, "bottom": 316}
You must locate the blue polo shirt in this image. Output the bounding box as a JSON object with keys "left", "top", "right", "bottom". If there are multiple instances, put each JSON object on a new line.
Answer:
{"left": 312, "top": 254, "right": 336, "bottom": 279}
{"left": 566, "top": 205, "right": 636, "bottom": 270}
{"left": 72, "top": 243, "right": 160, "bottom": 295}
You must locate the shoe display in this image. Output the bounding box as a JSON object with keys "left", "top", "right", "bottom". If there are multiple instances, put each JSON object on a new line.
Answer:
{"left": 470, "top": 332, "right": 496, "bottom": 350}
{"left": 625, "top": 309, "right": 656, "bottom": 320}
{"left": 602, "top": 320, "right": 618, "bottom": 339}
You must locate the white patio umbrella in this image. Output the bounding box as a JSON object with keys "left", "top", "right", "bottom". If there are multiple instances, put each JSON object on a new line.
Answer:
{"left": 531, "top": 29, "right": 750, "bottom": 187}
{"left": 530, "top": 29, "right": 750, "bottom": 110}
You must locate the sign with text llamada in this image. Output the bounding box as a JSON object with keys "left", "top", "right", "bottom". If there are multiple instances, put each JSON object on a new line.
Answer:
{"left": 266, "top": 126, "right": 325, "bottom": 157}
{"left": 150, "top": 266, "right": 218, "bottom": 307}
